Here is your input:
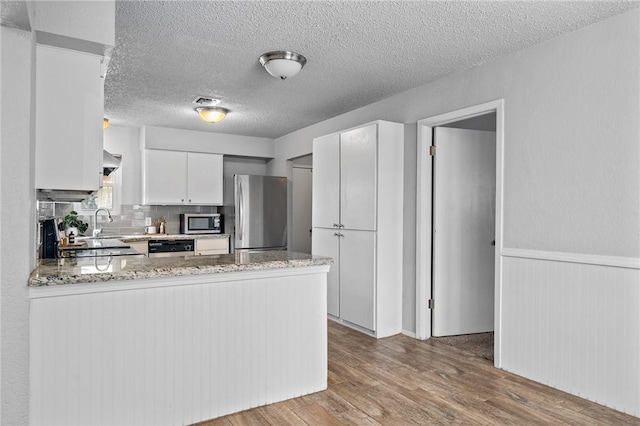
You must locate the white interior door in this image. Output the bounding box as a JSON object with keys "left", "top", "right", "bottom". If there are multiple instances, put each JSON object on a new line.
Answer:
{"left": 292, "top": 167, "right": 313, "bottom": 253}
{"left": 432, "top": 128, "right": 496, "bottom": 336}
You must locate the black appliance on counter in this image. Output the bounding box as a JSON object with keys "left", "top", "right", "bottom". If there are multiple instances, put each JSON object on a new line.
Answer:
{"left": 40, "top": 218, "right": 62, "bottom": 258}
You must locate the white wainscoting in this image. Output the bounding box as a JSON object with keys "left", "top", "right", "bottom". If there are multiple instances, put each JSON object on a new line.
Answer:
{"left": 501, "top": 249, "right": 640, "bottom": 417}
{"left": 29, "top": 267, "right": 328, "bottom": 425}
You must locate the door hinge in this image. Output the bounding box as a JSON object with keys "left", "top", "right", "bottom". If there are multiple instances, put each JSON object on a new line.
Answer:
{"left": 429, "top": 145, "right": 436, "bottom": 156}
{"left": 428, "top": 299, "right": 434, "bottom": 309}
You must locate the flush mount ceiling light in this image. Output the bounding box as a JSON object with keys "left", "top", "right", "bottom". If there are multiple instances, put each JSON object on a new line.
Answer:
{"left": 103, "top": 118, "right": 110, "bottom": 130}
{"left": 193, "top": 97, "right": 228, "bottom": 124}
{"left": 259, "top": 51, "right": 307, "bottom": 80}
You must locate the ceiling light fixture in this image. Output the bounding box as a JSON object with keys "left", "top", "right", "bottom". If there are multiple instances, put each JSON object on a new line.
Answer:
{"left": 103, "top": 118, "right": 110, "bottom": 130}
{"left": 195, "top": 106, "right": 228, "bottom": 123}
{"left": 193, "top": 97, "right": 228, "bottom": 124}
{"left": 259, "top": 51, "right": 307, "bottom": 80}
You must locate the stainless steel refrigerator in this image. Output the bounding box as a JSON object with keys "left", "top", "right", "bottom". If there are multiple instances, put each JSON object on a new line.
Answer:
{"left": 227, "top": 175, "right": 287, "bottom": 252}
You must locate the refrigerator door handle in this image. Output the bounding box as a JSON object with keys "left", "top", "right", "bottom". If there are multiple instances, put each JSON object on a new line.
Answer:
{"left": 237, "top": 180, "right": 244, "bottom": 241}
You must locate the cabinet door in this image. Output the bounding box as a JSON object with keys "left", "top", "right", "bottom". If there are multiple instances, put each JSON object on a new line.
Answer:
{"left": 312, "top": 227, "right": 340, "bottom": 317}
{"left": 35, "top": 46, "right": 104, "bottom": 191}
{"left": 312, "top": 134, "right": 340, "bottom": 228}
{"left": 187, "top": 153, "right": 223, "bottom": 205}
{"left": 127, "top": 241, "right": 148, "bottom": 256}
{"left": 195, "top": 237, "right": 229, "bottom": 255}
{"left": 340, "top": 124, "right": 377, "bottom": 231}
{"left": 144, "top": 150, "right": 187, "bottom": 204}
{"left": 339, "top": 230, "right": 375, "bottom": 331}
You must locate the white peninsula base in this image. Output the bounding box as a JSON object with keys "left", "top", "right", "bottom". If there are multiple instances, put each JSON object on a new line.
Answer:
{"left": 29, "top": 265, "right": 329, "bottom": 425}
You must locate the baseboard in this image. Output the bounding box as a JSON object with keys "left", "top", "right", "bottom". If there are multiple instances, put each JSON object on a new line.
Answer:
{"left": 401, "top": 329, "right": 416, "bottom": 338}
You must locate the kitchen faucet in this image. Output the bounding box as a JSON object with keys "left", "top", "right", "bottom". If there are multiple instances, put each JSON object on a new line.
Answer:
{"left": 93, "top": 208, "right": 113, "bottom": 237}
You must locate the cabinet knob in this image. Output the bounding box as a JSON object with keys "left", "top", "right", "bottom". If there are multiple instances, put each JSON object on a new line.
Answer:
{"left": 339, "top": 224, "right": 344, "bottom": 229}
{"left": 333, "top": 223, "right": 339, "bottom": 228}
{"left": 181, "top": 199, "right": 185, "bottom": 203}
{"left": 188, "top": 199, "right": 192, "bottom": 203}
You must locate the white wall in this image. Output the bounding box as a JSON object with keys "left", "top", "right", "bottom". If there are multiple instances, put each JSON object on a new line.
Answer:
{"left": 272, "top": 8, "right": 640, "bottom": 332}
{"left": 0, "top": 26, "right": 35, "bottom": 425}
{"left": 142, "top": 125, "right": 274, "bottom": 159}
{"left": 104, "top": 125, "right": 141, "bottom": 205}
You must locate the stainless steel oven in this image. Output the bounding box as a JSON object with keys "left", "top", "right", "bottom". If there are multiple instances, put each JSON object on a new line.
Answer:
{"left": 179, "top": 213, "right": 223, "bottom": 234}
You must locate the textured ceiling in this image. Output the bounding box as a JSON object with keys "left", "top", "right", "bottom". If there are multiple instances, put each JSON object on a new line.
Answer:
{"left": 104, "top": 1, "right": 638, "bottom": 139}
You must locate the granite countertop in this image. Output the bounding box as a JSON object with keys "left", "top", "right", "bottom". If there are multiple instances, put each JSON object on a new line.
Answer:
{"left": 81, "top": 234, "right": 230, "bottom": 243}
{"left": 29, "top": 251, "right": 332, "bottom": 287}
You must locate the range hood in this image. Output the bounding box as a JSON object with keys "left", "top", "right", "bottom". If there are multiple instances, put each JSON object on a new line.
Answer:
{"left": 37, "top": 188, "right": 94, "bottom": 202}
{"left": 103, "top": 150, "right": 121, "bottom": 177}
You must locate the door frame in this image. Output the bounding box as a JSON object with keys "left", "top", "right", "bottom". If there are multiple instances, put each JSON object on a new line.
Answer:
{"left": 415, "top": 99, "right": 505, "bottom": 367}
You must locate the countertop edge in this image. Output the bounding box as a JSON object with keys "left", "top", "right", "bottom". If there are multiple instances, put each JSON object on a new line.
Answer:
{"left": 29, "top": 264, "right": 332, "bottom": 298}
{"left": 29, "top": 254, "right": 333, "bottom": 287}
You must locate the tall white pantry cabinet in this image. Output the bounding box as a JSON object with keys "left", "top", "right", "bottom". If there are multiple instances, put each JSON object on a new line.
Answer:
{"left": 312, "top": 120, "right": 404, "bottom": 338}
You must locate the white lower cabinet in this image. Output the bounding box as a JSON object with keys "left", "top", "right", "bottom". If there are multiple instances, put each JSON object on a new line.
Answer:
{"left": 338, "top": 230, "right": 376, "bottom": 331}
{"left": 313, "top": 228, "right": 376, "bottom": 333}
{"left": 195, "top": 237, "right": 229, "bottom": 255}
{"left": 127, "top": 241, "right": 148, "bottom": 256}
{"left": 312, "top": 228, "right": 340, "bottom": 317}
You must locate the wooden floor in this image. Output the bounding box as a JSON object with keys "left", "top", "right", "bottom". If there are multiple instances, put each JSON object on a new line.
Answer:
{"left": 198, "top": 321, "right": 640, "bottom": 425}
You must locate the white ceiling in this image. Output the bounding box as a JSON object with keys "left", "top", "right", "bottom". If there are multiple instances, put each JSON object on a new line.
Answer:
{"left": 7, "top": 1, "right": 639, "bottom": 139}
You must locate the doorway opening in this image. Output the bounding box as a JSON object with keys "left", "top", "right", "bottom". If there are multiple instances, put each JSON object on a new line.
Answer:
{"left": 415, "top": 100, "right": 505, "bottom": 367}
{"left": 291, "top": 154, "right": 313, "bottom": 254}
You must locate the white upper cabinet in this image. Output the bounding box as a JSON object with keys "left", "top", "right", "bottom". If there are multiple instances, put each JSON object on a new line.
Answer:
{"left": 35, "top": 45, "right": 104, "bottom": 191}
{"left": 143, "top": 150, "right": 223, "bottom": 205}
{"left": 187, "top": 152, "right": 223, "bottom": 205}
{"left": 143, "top": 150, "right": 187, "bottom": 205}
{"left": 312, "top": 124, "right": 378, "bottom": 231}
{"left": 311, "top": 133, "right": 340, "bottom": 228}
{"left": 340, "top": 124, "right": 377, "bottom": 231}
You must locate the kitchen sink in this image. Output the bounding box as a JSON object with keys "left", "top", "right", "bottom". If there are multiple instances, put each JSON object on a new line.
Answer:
{"left": 65, "top": 247, "right": 143, "bottom": 258}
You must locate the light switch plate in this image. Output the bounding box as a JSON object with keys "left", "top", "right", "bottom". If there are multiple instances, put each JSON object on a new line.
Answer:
{"left": 145, "top": 217, "right": 152, "bottom": 226}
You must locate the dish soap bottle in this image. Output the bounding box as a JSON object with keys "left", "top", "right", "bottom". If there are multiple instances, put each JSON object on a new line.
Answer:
{"left": 159, "top": 221, "right": 165, "bottom": 234}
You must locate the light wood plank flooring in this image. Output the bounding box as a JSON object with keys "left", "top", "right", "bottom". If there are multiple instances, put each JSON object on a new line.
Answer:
{"left": 197, "top": 321, "right": 640, "bottom": 425}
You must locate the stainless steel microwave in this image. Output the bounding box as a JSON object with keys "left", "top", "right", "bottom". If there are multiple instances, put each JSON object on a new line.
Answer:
{"left": 180, "top": 213, "right": 223, "bottom": 234}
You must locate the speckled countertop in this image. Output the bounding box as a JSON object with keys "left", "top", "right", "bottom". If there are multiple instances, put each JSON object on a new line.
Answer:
{"left": 29, "top": 251, "right": 332, "bottom": 287}
{"left": 85, "top": 234, "right": 230, "bottom": 243}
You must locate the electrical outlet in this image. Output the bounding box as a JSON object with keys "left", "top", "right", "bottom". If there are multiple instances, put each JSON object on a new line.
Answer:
{"left": 145, "top": 217, "right": 152, "bottom": 226}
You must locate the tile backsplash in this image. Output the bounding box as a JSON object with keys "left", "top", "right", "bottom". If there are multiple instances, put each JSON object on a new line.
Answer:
{"left": 37, "top": 202, "right": 219, "bottom": 236}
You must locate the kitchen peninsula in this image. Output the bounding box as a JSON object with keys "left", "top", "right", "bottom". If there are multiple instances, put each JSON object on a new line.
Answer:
{"left": 28, "top": 251, "right": 332, "bottom": 425}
